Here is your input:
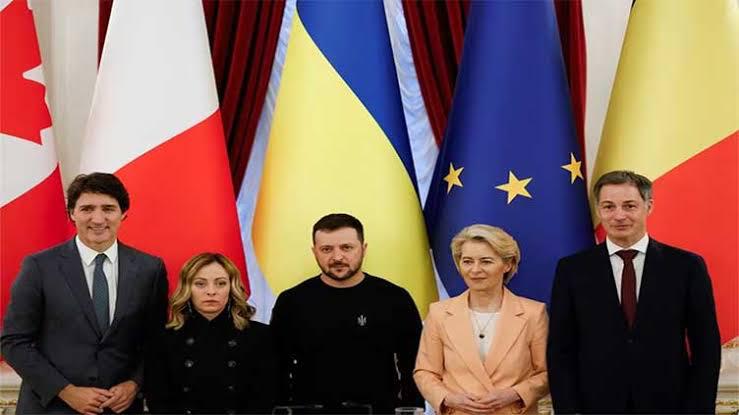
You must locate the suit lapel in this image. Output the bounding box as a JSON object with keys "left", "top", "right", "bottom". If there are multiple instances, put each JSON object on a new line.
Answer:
{"left": 483, "top": 288, "right": 525, "bottom": 376}
{"left": 441, "top": 291, "right": 494, "bottom": 391}
{"left": 60, "top": 239, "right": 103, "bottom": 337}
{"left": 105, "top": 243, "right": 139, "bottom": 340}
{"left": 594, "top": 243, "right": 628, "bottom": 330}
{"left": 633, "top": 239, "right": 662, "bottom": 332}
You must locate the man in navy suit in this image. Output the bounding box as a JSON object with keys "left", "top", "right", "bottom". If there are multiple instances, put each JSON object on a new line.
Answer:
{"left": 547, "top": 170, "right": 721, "bottom": 414}
{"left": 2, "top": 173, "right": 168, "bottom": 414}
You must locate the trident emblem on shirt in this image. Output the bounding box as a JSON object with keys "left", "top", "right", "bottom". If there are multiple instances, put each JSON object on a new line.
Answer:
{"left": 357, "top": 315, "right": 367, "bottom": 326}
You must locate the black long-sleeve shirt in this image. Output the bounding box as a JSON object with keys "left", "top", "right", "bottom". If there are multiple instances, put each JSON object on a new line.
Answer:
{"left": 270, "top": 274, "right": 424, "bottom": 414}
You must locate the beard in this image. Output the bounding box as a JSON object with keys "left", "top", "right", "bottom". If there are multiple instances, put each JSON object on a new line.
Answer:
{"left": 320, "top": 260, "right": 362, "bottom": 282}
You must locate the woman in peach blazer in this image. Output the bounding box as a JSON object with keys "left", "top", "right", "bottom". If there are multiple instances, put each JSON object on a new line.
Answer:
{"left": 414, "top": 225, "right": 548, "bottom": 415}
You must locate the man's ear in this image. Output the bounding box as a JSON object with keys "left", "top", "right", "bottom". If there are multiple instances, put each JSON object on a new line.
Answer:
{"left": 646, "top": 199, "right": 654, "bottom": 215}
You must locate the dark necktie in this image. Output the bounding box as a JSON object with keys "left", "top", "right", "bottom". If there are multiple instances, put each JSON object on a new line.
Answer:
{"left": 93, "top": 253, "right": 110, "bottom": 333}
{"left": 616, "top": 249, "right": 638, "bottom": 329}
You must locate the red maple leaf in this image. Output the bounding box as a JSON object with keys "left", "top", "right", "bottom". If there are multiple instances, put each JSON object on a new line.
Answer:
{"left": 0, "top": 0, "right": 52, "bottom": 145}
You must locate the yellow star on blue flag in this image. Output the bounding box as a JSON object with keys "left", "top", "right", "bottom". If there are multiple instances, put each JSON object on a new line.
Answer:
{"left": 561, "top": 153, "right": 584, "bottom": 183}
{"left": 443, "top": 163, "right": 464, "bottom": 194}
{"left": 495, "top": 171, "right": 532, "bottom": 204}
{"left": 424, "top": 1, "right": 594, "bottom": 303}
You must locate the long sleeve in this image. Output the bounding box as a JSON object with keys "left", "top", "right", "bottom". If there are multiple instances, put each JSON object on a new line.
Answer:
{"left": 0, "top": 256, "right": 70, "bottom": 406}
{"left": 394, "top": 288, "right": 425, "bottom": 408}
{"left": 143, "top": 330, "right": 173, "bottom": 413}
{"left": 510, "top": 303, "right": 549, "bottom": 409}
{"left": 269, "top": 292, "right": 296, "bottom": 405}
{"left": 546, "top": 258, "right": 580, "bottom": 414}
{"left": 413, "top": 305, "right": 451, "bottom": 414}
{"left": 683, "top": 255, "right": 721, "bottom": 413}
{"left": 133, "top": 259, "right": 168, "bottom": 386}
{"left": 243, "top": 324, "right": 279, "bottom": 414}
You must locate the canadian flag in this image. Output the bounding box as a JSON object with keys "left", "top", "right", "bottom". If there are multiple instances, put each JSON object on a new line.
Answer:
{"left": 81, "top": 0, "right": 248, "bottom": 291}
{"left": 0, "top": 0, "right": 72, "bottom": 322}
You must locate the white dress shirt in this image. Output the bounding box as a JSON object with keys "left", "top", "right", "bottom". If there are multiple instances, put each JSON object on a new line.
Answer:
{"left": 606, "top": 234, "right": 649, "bottom": 302}
{"left": 76, "top": 236, "right": 119, "bottom": 323}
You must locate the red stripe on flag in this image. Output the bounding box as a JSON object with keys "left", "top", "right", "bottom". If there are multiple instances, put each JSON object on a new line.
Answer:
{"left": 114, "top": 110, "right": 249, "bottom": 295}
{"left": 595, "top": 132, "right": 737, "bottom": 344}
{"left": 1, "top": 168, "right": 73, "bottom": 323}
{"left": 649, "top": 132, "right": 738, "bottom": 344}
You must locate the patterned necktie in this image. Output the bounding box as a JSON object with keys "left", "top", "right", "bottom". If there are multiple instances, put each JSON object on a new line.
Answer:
{"left": 93, "top": 253, "right": 110, "bottom": 333}
{"left": 616, "top": 249, "right": 638, "bottom": 330}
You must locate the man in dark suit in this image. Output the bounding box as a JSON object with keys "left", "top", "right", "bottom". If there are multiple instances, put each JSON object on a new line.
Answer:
{"left": 547, "top": 170, "right": 721, "bottom": 414}
{"left": 1, "top": 173, "right": 168, "bottom": 414}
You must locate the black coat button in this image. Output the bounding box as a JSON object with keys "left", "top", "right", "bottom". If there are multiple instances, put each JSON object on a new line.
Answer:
{"left": 184, "top": 359, "right": 194, "bottom": 368}
{"left": 183, "top": 386, "right": 191, "bottom": 393}
{"left": 226, "top": 410, "right": 235, "bottom": 415}
{"left": 185, "top": 410, "right": 192, "bottom": 415}
{"left": 185, "top": 337, "right": 195, "bottom": 346}
{"left": 227, "top": 385, "right": 235, "bottom": 392}
{"left": 227, "top": 360, "right": 237, "bottom": 368}
{"left": 227, "top": 339, "right": 237, "bottom": 347}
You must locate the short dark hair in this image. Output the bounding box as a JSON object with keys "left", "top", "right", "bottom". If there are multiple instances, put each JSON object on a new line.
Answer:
{"left": 593, "top": 170, "right": 653, "bottom": 203}
{"left": 66, "top": 173, "right": 130, "bottom": 214}
{"left": 312, "top": 213, "right": 364, "bottom": 243}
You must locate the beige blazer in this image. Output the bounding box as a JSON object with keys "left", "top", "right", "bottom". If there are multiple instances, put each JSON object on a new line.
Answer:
{"left": 414, "top": 288, "right": 548, "bottom": 414}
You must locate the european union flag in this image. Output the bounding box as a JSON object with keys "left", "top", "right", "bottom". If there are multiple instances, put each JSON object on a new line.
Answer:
{"left": 425, "top": 1, "right": 594, "bottom": 303}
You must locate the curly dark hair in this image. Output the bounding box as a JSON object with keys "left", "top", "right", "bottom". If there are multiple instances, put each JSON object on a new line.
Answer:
{"left": 66, "top": 173, "right": 130, "bottom": 214}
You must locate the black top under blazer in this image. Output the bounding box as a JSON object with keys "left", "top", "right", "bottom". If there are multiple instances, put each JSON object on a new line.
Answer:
{"left": 547, "top": 239, "right": 721, "bottom": 414}
{"left": 145, "top": 309, "right": 278, "bottom": 414}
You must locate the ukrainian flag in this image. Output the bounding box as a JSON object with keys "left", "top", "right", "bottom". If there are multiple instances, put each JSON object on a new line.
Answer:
{"left": 252, "top": 1, "right": 437, "bottom": 314}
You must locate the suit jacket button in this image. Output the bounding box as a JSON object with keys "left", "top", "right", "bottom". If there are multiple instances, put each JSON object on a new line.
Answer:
{"left": 184, "top": 359, "right": 195, "bottom": 368}
{"left": 226, "top": 410, "right": 235, "bottom": 415}
{"left": 227, "top": 360, "right": 237, "bottom": 368}
{"left": 227, "top": 385, "right": 235, "bottom": 392}
{"left": 227, "top": 339, "right": 237, "bottom": 347}
{"left": 88, "top": 376, "right": 98, "bottom": 382}
{"left": 183, "top": 386, "right": 191, "bottom": 393}
{"left": 627, "top": 338, "right": 634, "bottom": 344}
{"left": 185, "top": 337, "right": 195, "bottom": 346}
{"left": 185, "top": 410, "right": 192, "bottom": 415}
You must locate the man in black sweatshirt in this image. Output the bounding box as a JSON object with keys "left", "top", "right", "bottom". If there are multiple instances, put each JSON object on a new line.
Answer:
{"left": 271, "top": 213, "right": 424, "bottom": 414}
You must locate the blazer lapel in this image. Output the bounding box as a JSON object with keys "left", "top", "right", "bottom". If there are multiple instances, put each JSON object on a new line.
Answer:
{"left": 632, "top": 239, "right": 663, "bottom": 332}
{"left": 594, "top": 243, "right": 628, "bottom": 330}
{"left": 105, "top": 243, "right": 139, "bottom": 340}
{"left": 483, "top": 288, "right": 525, "bottom": 376}
{"left": 442, "top": 291, "right": 494, "bottom": 391}
{"left": 60, "top": 239, "right": 103, "bottom": 338}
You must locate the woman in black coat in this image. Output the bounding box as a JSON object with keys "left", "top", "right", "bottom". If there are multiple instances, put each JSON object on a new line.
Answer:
{"left": 145, "top": 253, "right": 277, "bottom": 414}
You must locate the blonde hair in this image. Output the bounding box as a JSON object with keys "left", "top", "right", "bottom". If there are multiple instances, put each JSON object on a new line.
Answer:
{"left": 167, "top": 253, "right": 255, "bottom": 330}
{"left": 450, "top": 224, "right": 521, "bottom": 283}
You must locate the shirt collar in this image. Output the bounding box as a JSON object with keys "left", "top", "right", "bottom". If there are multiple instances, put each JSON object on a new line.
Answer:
{"left": 75, "top": 236, "right": 119, "bottom": 266}
{"left": 606, "top": 233, "right": 649, "bottom": 256}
